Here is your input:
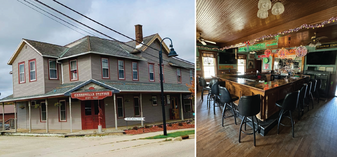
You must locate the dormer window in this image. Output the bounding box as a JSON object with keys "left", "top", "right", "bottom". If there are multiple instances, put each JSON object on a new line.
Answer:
{"left": 18, "top": 62, "right": 25, "bottom": 84}
{"left": 70, "top": 59, "right": 78, "bottom": 81}
{"left": 49, "top": 59, "right": 58, "bottom": 79}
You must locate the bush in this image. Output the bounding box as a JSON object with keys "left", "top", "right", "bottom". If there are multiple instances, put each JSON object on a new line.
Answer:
{"left": 145, "top": 125, "right": 150, "bottom": 128}
{"left": 168, "top": 123, "right": 172, "bottom": 127}
{"left": 178, "top": 122, "right": 183, "bottom": 126}
{"left": 158, "top": 125, "right": 163, "bottom": 128}
{"left": 133, "top": 126, "right": 138, "bottom": 130}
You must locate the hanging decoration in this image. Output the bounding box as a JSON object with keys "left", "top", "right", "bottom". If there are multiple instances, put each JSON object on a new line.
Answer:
{"left": 216, "top": 16, "right": 337, "bottom": 50}
{"left": 257, "top": 9, "right": 268, "bottom": 19}
{"left": 271, "top": 2, "right": 285, "bottom": 15}
{"left": 296, "top": 46, "right": 308, "bottom": 57}
{"left": 258, "top": 0, "right": 272, "bottom": 11}
{"left": 264, "top": 49, "right": 272, "bottom": 57}
{"left": 278, "top": 48, "right": 288, "bottom": 59}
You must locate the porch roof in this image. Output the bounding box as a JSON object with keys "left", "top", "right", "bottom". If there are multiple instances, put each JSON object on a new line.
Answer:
{"left": 0, "top": 79, "right": 191, "bottom": 103}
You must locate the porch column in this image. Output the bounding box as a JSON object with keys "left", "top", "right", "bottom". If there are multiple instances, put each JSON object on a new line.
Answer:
{"left": 2, "top": 103, "right": 4, "bottom": 131}
{"left": 45, "top": 99, "right": 49, "bottom": 133}
{"left": 180, "top": 94, "right": 184, "bottom": 120}
{"left": 14, "top": 102, "right": 17, "bottom": 132}
{"left": 140, "top": 93, "right": 143, "bottom": 127}
{"left": 114, "top": 94, "right": 117, "bottom": 129}
{"left": 28, "top": 101, "right": 31, "bottom": 133}
{"left": 69, "top": 97, "right": 72, "bottom": 133}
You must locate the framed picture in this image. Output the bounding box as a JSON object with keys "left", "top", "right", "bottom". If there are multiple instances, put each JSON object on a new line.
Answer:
{"left": 248, "top": 60, "right": 254, "bottom": 69}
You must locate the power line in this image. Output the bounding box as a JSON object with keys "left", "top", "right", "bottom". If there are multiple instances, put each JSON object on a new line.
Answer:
{"left": 33, "top": 0, "right": 177, "bottom": 64}
{"left": 52, "top": 0, "right": 161, "bottom": 52}
{"left": 17, "top": 0, "right": 88, "bottom": 36}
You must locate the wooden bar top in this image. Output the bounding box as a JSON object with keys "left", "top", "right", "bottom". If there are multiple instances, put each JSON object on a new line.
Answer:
{"left": 219, "top": 75, "right": 308, "bottom": 91}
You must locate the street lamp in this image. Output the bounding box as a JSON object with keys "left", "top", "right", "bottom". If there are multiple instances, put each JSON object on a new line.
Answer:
{"left": 159, "top": 37, "right": 178, "bottom": 136}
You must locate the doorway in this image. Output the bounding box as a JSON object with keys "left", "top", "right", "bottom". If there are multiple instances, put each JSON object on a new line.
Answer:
{"left": 237, "top": 59, "right": 246, "bottom": 74}
{"left": 81, "top": 100, "right": 106, "bottom": 130}
{"left": 170, "top": 96, "right": 180, "bottom": 120}
{"left": 255, "top": 60, "right": 262, "bottom": 73}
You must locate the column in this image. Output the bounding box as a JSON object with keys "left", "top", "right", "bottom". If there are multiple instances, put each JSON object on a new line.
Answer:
{"left": 140, "top": 93, "right": 143, "bottom": 127}
{"left": 180, "top": 94, "right": 184, "bottom": 120}
{"left": 2, "top": 103, "right": 4, "bottom": 131}
{"left": 45, "top": 99, "right": 49, "bottom": 133}
{"left": 28, "top": 101, "right": 31, "bottom": 133}
{"left": 114, "top": 94, "right": 117, "bottom": 129}
{"left": 14, "top": 102, "right": 17, "bottom": 132}
{"left": 69, "top": 97, "right": 72, "bottom": 133}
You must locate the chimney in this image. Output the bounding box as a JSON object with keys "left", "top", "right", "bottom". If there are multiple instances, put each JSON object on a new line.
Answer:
{"left": 135, "top": 24, "right": 143, "bottom": 47}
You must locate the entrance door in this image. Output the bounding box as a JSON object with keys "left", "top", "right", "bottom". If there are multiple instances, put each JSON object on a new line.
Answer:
{"left": 255, "top": 60, "right": 262, "bottom": 73}
{"left": 170, "top": 97, "right": 180, "bottom": 120}
{"left": 81, "top": 100, "right": 106, "bottom": 130}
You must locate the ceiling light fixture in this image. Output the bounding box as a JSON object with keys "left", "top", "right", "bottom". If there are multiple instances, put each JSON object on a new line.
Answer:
{"left": 271, "top": 2, "right": 285, "bottom": 15}
{"left": 258, "top": 0, "right": 285, "bottom": 19}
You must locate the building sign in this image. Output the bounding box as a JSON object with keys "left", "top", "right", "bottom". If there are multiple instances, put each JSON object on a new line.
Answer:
{"left": 124, "top": 117, "right": 145, "bottom": 121}
{"left": 238, "top": 46, "right": 247, "bottom": 52}
{"left": 316, "top": 43, "right": 337, "bottom": 49}
{"left": 71, "top": 91, "right": 112, "bottom": 100}
{"left": 265, "top": 40, "right": 278, "bottom": 49}
{"left": 249, "top": 43, "right": 266, "bottom": 51}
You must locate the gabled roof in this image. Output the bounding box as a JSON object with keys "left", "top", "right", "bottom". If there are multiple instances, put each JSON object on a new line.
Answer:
{"left": 7, "top": 39, "right": 66, "bottom": 65}
{"left": 122, "top": 34, "right": 157, "bottom": 53}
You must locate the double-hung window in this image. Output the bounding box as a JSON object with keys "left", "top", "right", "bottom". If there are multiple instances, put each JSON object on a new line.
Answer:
{"left": 132, "top": 62, "right": 138, "bottom": 81}
{"left": 49, "top": 59, "right": 58, "bottom": 79}
{"left": 40, "top": 102, "right": 46, "bottom": 122}
{"left": 59, "top": 100, "right": 66, "bottom": 122}
{"left": 117, "top": 97, "right": 124, "bottom": 118}
{"left": 149, "top": 63, "right": 155, "bottom": 82}
{"left": 29, "top": 59, "right": 36, "bottom": 82}
{"left": 102, "top": 58, "right": 109, "bottom": 79}
{"left": 70, "top": 60, "right": 78, "bottom": 81}
{"left": 134, "top": 96, "right": 140, "bottom": 116}
{"left": 177, "top": 68, "right": 182, "bottom": 83}
{"left": 18, "top": 62, "right": 25, "bottom": 83}
{"left": 118, "top": 60, "right": 125, "bottom": 80}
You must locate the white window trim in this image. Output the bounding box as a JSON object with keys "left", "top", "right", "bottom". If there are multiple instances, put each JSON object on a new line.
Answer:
{"left": 29, "top": 60, "right": 36, "bottom": 81}
{"left": 134, "top": 96, "right": 140, "bottom": 116}
{"left": 70, "top": 59, "right": 78, "bottom": 80}
{"left": 19, "top": 62, "right": 25, "bottom": 83}
{"left": 40, "top": 102, "right": 46, "bottom": 122}
{"left": 149, "top": 63, "right": 155, "bottom": 82}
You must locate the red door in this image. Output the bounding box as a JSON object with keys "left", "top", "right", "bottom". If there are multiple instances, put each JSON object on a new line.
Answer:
{"left": 81, "top": 100, "right": 106, "bottom": 130}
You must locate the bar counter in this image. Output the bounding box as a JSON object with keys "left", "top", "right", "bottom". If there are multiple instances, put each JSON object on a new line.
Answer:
{"left": 219, "top": 75, "right": 308, "bottom": 121}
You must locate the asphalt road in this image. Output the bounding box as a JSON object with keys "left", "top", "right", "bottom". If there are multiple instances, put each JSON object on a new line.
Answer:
{"left": 0, "top": 129, "right": 195, "bottom": 157}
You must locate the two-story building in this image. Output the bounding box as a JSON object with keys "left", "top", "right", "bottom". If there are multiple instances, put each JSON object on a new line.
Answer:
{"left": 0, "top": 25, "right": 194, "bottom": 133}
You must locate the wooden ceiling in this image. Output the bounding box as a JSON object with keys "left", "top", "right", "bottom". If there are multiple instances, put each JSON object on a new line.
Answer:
{"left": 196, "top": 0, "right": 337, "bottom": 47}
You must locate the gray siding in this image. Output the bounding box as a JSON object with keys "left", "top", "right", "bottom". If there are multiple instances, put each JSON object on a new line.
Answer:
{"left": 12, "top": 43, "right": 45, "bottom": 97}
{"left": 44, "top": 58, "right": 62, "bottom": 93}
{"left": 62, "top": 55, "right": 92, "bottom": 84}
{"left": 16, "top": 98, "right": 81, "bottom": 130}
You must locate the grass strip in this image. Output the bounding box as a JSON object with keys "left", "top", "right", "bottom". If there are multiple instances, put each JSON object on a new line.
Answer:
{"left": 144, "top": 130, "right": 195, "bottom": 139}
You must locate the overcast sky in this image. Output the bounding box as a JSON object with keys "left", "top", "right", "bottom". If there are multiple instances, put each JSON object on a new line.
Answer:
{"left": 0, "top": 0, "right": 195, "bottom": 98}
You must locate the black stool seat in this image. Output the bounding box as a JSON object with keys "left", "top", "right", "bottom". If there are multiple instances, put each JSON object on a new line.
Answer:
{"left": 218, "top": 86, "right": 238, "bottom": 126}
{"left": 238, "top": 94, "right": 261, "bottom": 147}
{"left": 276, "top": 91, "right": 300, "bottom": 138}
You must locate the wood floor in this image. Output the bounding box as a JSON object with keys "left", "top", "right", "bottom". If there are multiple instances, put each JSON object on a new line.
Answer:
{"left": 196, "top": 92, "right": 337, "bottom": 157}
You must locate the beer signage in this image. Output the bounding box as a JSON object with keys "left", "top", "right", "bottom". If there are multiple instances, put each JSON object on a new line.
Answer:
{"left": 71, "top": 91, "right": 112, "bottom": 100}
{"left": 316, "top": 43, "right": 337, "bottom": 49}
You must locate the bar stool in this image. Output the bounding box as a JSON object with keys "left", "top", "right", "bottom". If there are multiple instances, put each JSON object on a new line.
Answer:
{"left": 310, "top": 79, "right": 317, "bottom": 108}
{"left": 218, "top": 86, "right": 238, "bottom": 126}
{"left": 210, "top": 81, "right": 220, "bottom": 114}
{"left": 238, "top": 94, "right": 260, "bottom": 146}
{"left": 304, "top": 81, "right": 314, "bottom": 110}
{"left": 276, "top": 91, "right": 300, "bottom": 138}
{"left": 297, "top": 84, "right": 307, "bottom": 120}
{"left": 200, "top": 78, "right": 210, "bottom": 101}
{"left": 314, "top": 79, "right": 321, "bottom": 103}
{"left": 207, "top": 78, "right": 218, "bottom": 108}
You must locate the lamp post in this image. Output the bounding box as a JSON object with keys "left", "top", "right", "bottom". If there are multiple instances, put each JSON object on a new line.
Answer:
{"left": 159, "top": 37, "right": 178, "bottom": 136}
